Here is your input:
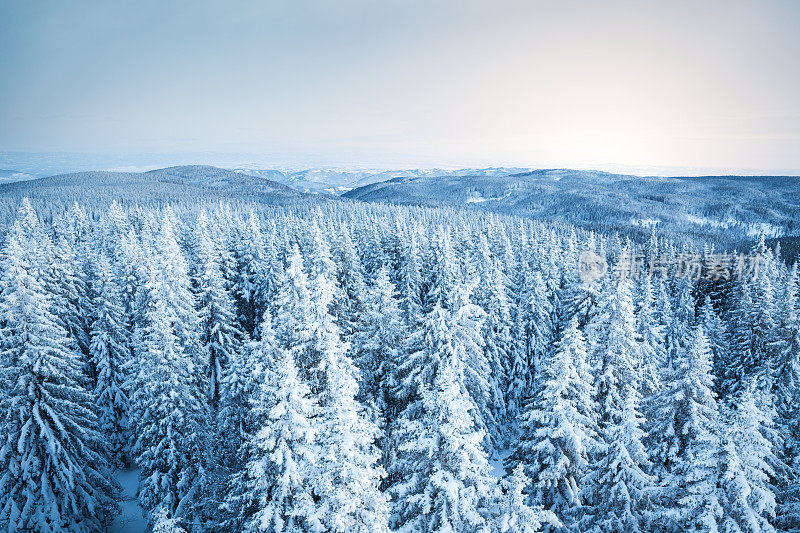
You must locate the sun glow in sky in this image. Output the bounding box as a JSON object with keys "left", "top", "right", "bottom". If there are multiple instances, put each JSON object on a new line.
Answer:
{"left": 1, "top": 0, "right": 799, "bottom": 174}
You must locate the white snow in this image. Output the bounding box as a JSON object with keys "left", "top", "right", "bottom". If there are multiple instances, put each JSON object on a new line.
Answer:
{"left": 112, "top": 468, "right": 146, "bottom": 533}
{"left": 466, "top": 192, "right": 511, "bottom": 204}
{"left": 490, "top": 448, "right": 512, "bottom": 479}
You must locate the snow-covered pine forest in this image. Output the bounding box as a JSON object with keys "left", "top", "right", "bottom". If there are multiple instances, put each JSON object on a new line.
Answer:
{"left": 1, "top": 195, "right": 799, "bottom": 533}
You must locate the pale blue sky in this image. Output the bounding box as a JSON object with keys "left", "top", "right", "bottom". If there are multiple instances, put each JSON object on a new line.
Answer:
{"left": 1, "top": 0, "right": 799, "bottom": 173}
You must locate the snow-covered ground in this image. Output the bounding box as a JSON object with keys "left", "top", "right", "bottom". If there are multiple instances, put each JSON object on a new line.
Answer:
{"left": 112, "top": 468, "right": 146, "bottom": 533}
{"left": 490, "top": 448, "right": 512, "bottom": 479}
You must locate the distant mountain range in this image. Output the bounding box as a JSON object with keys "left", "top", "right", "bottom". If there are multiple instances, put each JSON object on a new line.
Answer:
{"left": 232, "top": 167, "right": 531, "bottom": 194}
{"left": 343, "top": 168, "right": 800, "bottom": 249}
{"left": 2, "top": 163, "right": 798, "bottom": 252}
{"left": 0, "top": 165, "right": 303, "bottom": 206}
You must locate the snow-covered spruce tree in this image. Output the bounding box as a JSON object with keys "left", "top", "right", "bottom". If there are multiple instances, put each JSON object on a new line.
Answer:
{"left": 636, "top": 274, "right": 666, "bottom": 400}
{"left": 396, "top": 227, "right": 423, "bottom": 329}
{"left": 331, "top": 224, "right": 368, "bottom": 339}
{"left": 505, "top": 315, "right": 595, "bottom": 528}
{"left": 230, "top": 209, "right": 266, "bottom": 337}
{"left": 305, "top": 226, "right": 390, "bottom": 533}
{"left": 479, "top": 254, "right": 514, "bottom": 447}
{"left": 579, "top": 391, "right": 655, "bottom": 533}
{"left": 649, "top": 326, "right": 724, "bottom": 532}
{"left": 89, "top": 249, "right": 131, "bottom": 468}
{"left": 423, "top": 230, "right": 499, "bottom": 454}
{"left": 219, "top": 311, "right": 280, "bottom": 485}
{"left": 193, "top": 210, "right": 248, "bottom": 527}
{"left": 527, "top": 270, "right": 555, "bottom": 394}
{"left": 352, "top": 264, "right": 405, "bottom": 419}
{"left": 727, "top": 240, "right": 782, "bottom": 396}
{"left": 588, "top": 277, "right": 643, "bottom": 426}
{"left": 223, "top": 324, "right": 320, "bottom": 533}
{"left": 119, "top": 226, "right": 149, "bottom": 339}
{"left": 773, "top": 263, "right": 800, "bottom": 419}
{"left": 699, "top": 296, "right": 731, "bottom": 397}
{"left": 774, "top": 267, "right": 800, "bottom": 532}
{"left": 574, "top": 276, "right": 656, "bottom": 531}
{"left": 128, "top": 211, "right": 208, "bottom": 528}
{"left": 0, "top": 219, "right": 117, "bottom": 532}
{"left": 390, "top": 285, "right": 497, "bottom": 532}
{"left": 48, "top": 232, "right": 93, "bottom": 373}
{"left": 194, "top": 210, "right": 243, "bottom": 409}
{"left": 719, "top": 384, "right": 777, "bottom": 533}
{"left": 507, "top": 292, "right": 531, "bottom": 429}
{"left": 273, "top": 244, "right": 314, "bottom": 380}
{"left": 152, "top": 505, "right": 188, "bottom": 533}
{"left": 493, "top": 464, "right": 560, "bottom": 533}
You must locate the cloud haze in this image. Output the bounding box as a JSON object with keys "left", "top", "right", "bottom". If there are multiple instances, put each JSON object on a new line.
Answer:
{"left": 1, "top": 0, "right": 799, "bottom": 173}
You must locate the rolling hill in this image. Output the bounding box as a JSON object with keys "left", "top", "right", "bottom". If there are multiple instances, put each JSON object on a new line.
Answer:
{"left": 234, "top": 167, "right": 531, "bottom": 194}
{"left": 0, "top": 165, "right": 304, "bottom": 205}
{"left": 344, "top": 169, "right": 800, "bottom": 249}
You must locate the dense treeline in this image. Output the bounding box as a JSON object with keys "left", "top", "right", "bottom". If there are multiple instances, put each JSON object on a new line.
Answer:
{"left": 0, "top": 197, "right": 798, "bottom": 532}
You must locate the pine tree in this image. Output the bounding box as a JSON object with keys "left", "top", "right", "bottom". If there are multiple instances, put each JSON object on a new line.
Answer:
{"left": 579, "top": 392, "right": 655, "bottom": 533}
{"left": 220, "top": 311, "right": 279, "bottom": 477}
{"left": 397, "top": 228, "right": 423, "bottom": 329}
{"left": 774, "top": 266, "right": 800, "bottom": 531}
{"left": 0, "top": 219, "right": 117, "bottom": 532}
{"left": 719, "top": 385, "right": 777, "bottom": 533}
{"left": 129, "top": 211, "right": 208, "bottom": 527}
{"left": 89, "top": 250, "right": 130, "bottom": 468}
{"left": 152, "top": 505, "right": 188, "bottom": 533}
{"left": 332, "top": 225, "right": 368, "bottom": 339}
{"left": 700, "top": 296, "right": 730, "bottom": 397}
{"left": 481, "top": 255, "right": 514, "bottom": 447}
{"left": 505, "top": 316, "right": 595, "bottom": 526}
{"left": 305, "top": 227, "right": 390, "bottom": 533}
{"left": 493, "top": 464, "right": 559, "bottom": 533}
{"left": 194, "top": 210, "right": 243, "bottom": 409}
{"left": 352, "top": 264, "right": 405, "bottom": 418}
{"left": 527, "top": 271, "right": 555, "bottom": 394}
{"left": 588, "top": 278, "right": 642, "bottom": 427}
{"left": 650, "top": 327, "right": 724, "bottom": 532}
{"left": 230, "top": 209, "right": 266, "bottom": 337}
{"left": 636, "top": 274, "right": 666, "bottom": 400}
{"left": 274, "top": 245, "right": 315, "bottom": 383}
{"left": 224, "top": 330, "right": 320, "bottom": 533}
{"left": 390, "top": 287, "right": 497, "bottom": 532}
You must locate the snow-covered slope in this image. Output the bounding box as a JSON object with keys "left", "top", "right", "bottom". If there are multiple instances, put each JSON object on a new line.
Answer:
{"left": 234, "top": 167, "right": 531, "bottom": 194}
{"left": 344, "top": 169, "right": 800, "bottom": 248}
{"left": 0, "top": 165, "right": 305, "bottom": 205}
{"left": 0, "top": 169, "right": 35, "bottom": 184}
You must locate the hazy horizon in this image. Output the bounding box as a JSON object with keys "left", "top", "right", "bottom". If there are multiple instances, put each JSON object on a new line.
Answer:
{"left": 2, "top": 1, "right": 799, "bottom": 174}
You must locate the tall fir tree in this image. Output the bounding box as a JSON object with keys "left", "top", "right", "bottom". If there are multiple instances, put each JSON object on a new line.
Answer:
{"left": 505, "top": 316, "right": 595, "bottom": 527}
{"left": 89, "top": 249, "right": 130, "bottom": 468}
{"left": 649, "top": 326, "right": 724, "bottom": 532}
{"left": 194, "top": 210, "right": 243, "bottom": 409}
{"left": 305, "top": 225, "right": 390, "bottom": 533}
{"left": 493, "top": 464, "right": 559, "bottom": 533}
{"left": 223, "top": 321, "right": 320, "bottom": 533}
{"left": 390, "top": 286, "right": 497, "bottom": 532}
{"left": 719, "top": 384, "right": 777, "bottom": 533}
{"left": 129, "top": 210, "right": 208, "bottom": 527}
{"left": 352, "top": 264, "right": 405, "bottom": 419}
{"left": 0, "top": 218, "right": 117, "bottom": 532}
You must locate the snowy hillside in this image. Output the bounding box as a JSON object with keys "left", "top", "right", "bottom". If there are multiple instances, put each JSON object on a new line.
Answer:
{"left": 0, "top": 165, "right": 306, "bottom": 214}
{"left": 344, "top": 169, "right": 800, "bottom": 249}
{"left": 0, "top": 169, "right": 35, "bottom": 183}
{"left": 233, "top": 167, "right": 531, "bottom": 194}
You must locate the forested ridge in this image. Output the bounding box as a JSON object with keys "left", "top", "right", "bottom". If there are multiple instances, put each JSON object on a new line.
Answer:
{"left": 0, "top": 196, "right": 798, "bottom": 532}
